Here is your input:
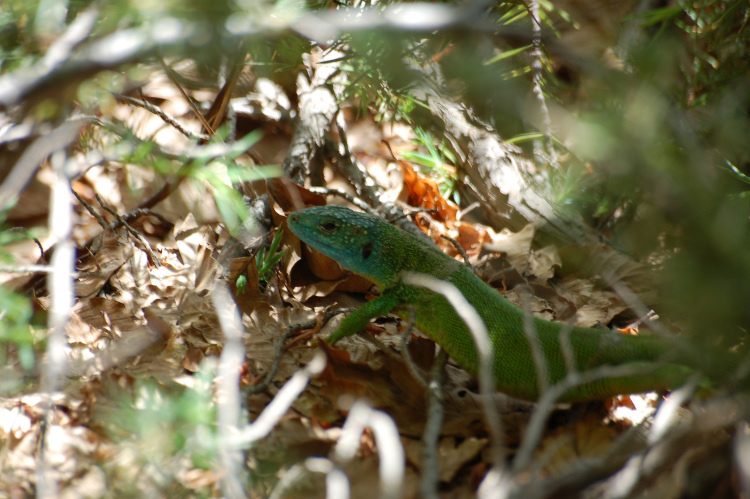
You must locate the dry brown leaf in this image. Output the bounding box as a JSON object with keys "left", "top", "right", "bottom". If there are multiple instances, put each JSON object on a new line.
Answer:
{"left": 76, "top": 228, "right": 134, "bottom": 298}
{"left": 483, "top": 223, "right": 536, "bottom": 275}
{"left": 504, "top": 287, "right": 556, "bottom": 322}
{"left": 454, "top": 220, "right": 490, "bottom": 259}
{"left": 226, "top": 256, "right": 265, "bottom": 314}
{"left": 559, "top": 243, "right": 657, "bottom": 305}
{"left": 536, "top": 412, "right": 619, "bottom": 477}
{"left": 315, "top": 337, "right": 431, "bottom": 436}
{"left": 527, "top": 245, "right": 562, "bottom": 284}
{"left": 398, "top": 160, "right": 458, "bottom": 222}
{"left": 267, "top": 176, "right": 327, "bottom": 214}
{"left": 403, "top": 436, "right": 488, "bottom": 482}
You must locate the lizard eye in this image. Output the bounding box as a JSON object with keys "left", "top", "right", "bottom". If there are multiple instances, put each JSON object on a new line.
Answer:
{"left": 319, "top": 221, "right": 337, "bottom": 233}
{"left": 361, "top": 242, "right": 373, "bottom": 260}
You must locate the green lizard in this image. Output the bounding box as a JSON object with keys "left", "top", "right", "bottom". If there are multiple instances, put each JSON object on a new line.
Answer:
{"left": 287, "top": 205, "right": 693, "bottom": 402}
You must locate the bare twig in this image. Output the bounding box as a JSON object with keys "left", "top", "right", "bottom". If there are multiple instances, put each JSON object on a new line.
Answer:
{"left": 269, "top": 458, "right": 349, "bottom": 499}
{"left": 399, "top": 307, "right": 428, "bottom": 387}
{"left": 161, "top": 60, "right": 215, "bottom": 136}
{"left": 234, "top": 350, "right": 327, "bottom": 446}
{"left": 512, "top": 362, "right": 666, "bottom": 474}
{"left": 212, "top": 282, "right": 247, "bottom": 499}
{"left": 307, "top": 186, "right": 378, "bottom": 215}
{"left": 441, "top": 234, "right": 472, "bottom": 269}
{"left": 420, "top": 348, "right": 449, "bottom": 499}
{"left": 73, "top": 190, "right": 108, "bottom": 228}
{"left": 115, "top": 93, "right": 211, "bottom": 141}
{"left": 245, "top": 308, "right": 351, "bottom": 395}
{"left": 529, "top": 0, "right": 558, "bottom": 170}
{"left": 37, "top": 150, "right": 75, "bottom": 499}
{"left": 401, "top": 272, "right": 505, "bottom": 470}
{"left": 0, "top": 264, "right": 80, "bottom": 275}
{"left": 521, "top": 305, "right": 549, "bottom": 395}
{"left": 334, "top": 400, "right": 405, "bottom": 499}
{"left": 0, "top": 121, "right": 83, "bottom": 212}
{"left": 95, "top": 194, "right": 162, "bottom": 267}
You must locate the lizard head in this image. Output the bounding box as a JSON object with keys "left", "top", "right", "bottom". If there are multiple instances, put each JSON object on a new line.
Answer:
{"left": 287, "top": 206, "right": 396, "bottom": 288}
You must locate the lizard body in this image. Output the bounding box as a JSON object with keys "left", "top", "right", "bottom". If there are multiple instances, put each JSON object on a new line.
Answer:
{"left": 287, "top": 206, "right": 692, "bottom": 402}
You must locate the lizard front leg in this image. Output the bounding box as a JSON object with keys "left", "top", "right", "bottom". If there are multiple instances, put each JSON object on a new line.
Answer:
{"left": 327, "top": 293, "right": 402, "bottom": 344}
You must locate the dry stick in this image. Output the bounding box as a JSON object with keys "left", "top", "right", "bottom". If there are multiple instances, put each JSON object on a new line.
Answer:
{"left": 601, "top": 268, "right": 719, "bottom": 378}
{"left": 205, "top": 41, "right": 248, "bottom": 135}
{"left": 529, "top": 0, "right": 558, "bottom": 171}
{"left": 0, "top": 3, "right": 527, "bottom": 110}
{"left": 0, "top": 8, "right": 96, "bottom": 105}
{"left": 161, "top": 60, "right": 215, "bottom": 136}
{"left": 234, "top": 350, "right": 327, "bottom": 446}
{"left": 114, "top": 94, "right": 211, "bottom": 141}
{"left": 114, "top": 208, "right": 173, "bottom": 231}
{"left": 138, "top": 183, "right": 171, "bottom": 210}
{"left": 420, "top": 348, "right": 449, "bottom": 499}
{"left": 599, "top": 270, "right": 710, "bottom": 447}
{"left": 95, "top": 194, "right": 162, "bottom": 267}
{"left": 269, "top": 457, "right": 349, "bottom": 499}
{"left": 511, "top": 361, "right": 666, "bottom": 474}
{"left": 245, "top": 308, "right": 353, "bottom": 395}
{"left": 0, "top": 264, "right": 80, "bottom": 275}
{"left": 399, "top": 307, "right": 428, "bottom": 388}
{"left": 334, "top": 400, "right": 405, "bottom": 499}
{"left": 37, "top": 150, "right": 75, "bottom": 499}
{"left": 440, "top": 234, "right": 472, "bottom": 269}
{"left": 400, "top": 272, "right": 506, "bottom": 471}
{"left": 521, "top": 305, "right": 549, "bottom": 396}
{"left": 78, "top": 190, "right": 172, "bottom": 232}
{"left": 507, "top": 422, "right": 651, "bottom": 499}
{"left": 0, "top": 121, "right": 83, "bottom": 211}
{"left": 512, "top": 393, "right": 750, "bottom": 499}
{"left": 72, "top": 190, "right": 108, "bottom": 228}
{"left": 211, "top": 282, "right": 247, "bottom": 499}
{"left": 2, "top": 227, "right": 45, "bottom": 259}
{"left": 330, "top": 115, "right": 381, "bottom": 206}
{"left": 329, "top": 120, "right": 434, "bottom": 245}
{"left": 307, "top": 186, "right": 379, "bottom": 215}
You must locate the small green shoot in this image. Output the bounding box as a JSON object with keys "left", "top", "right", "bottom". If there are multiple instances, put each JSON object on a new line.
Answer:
{"left": 255, "top": 229, "right": 286, "bottom": 292}
{"left": 400, "top": 127, "right": 460, "bottom": 204}
{"left": 235, "top": 274, "right": 248, "bottom": 294}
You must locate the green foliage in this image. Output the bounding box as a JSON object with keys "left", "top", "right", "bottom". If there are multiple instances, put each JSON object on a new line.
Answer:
{"left": 337, "top": 37, "right": 424, "bottom": 122}
{"left": 0, "top": 223, "right": 43, "bottom": 373}
{"left": 0, "top": 0, "right": 42, "bottom": 73}
{"left": 117, "top": 125, "right": 280, "bottom": 235}
{"left": 100, "top": 361, "right": 219, "bottom": 491}
{"left": 255, "top": 228, "right": 286, "bottom": 292}
{"left": 0, "top": 286, "right": 36, "bottom": 371}
{"left": 399, "top": 127, "right": 460, "bottom": 204}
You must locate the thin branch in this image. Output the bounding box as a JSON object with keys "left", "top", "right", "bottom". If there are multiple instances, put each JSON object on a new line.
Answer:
{"left": 212, "top": 282, "right": 247, "bottom": 499}
{"left": 440, "top": 234, "right": 472, "bottom": 269}
{"left": 401, "top": 271, "right": 506, "bottom": 470}
{"left": 0, "top": 121, "right": 83, "bottom": 212}
{"left": 245, "top": 308, "right": 352, "bottom": 395}
{"left": 529, "top": 0, "right": 558, "bottom": 170}
{"left": 233, "top": 351, "right": 327, "bottom": 446}
{"left": 37, "top": 150, "right": 75, "bottom": 499}
{"left": 307, "top": 186, "right": 378, "bottom": 215}
{"left": 73, "top": 190, "right": 108, "bottom": 228}
{"left": 269, "top": 458, "right": 349, "bottom": 499}
{"left": 334, "top": 400, "right": 405, "bottom": 499}
{"left": 115, "top": 93, "right": 211, "bottom": 141}
{"left": 399, "top": 306, "right": 428, "bottom": 388}
{"left": 95, "top": 194, "right": 162, "bottom": 267}
{"left": 420, "top": 348, "right": 449, "bottom": 499}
